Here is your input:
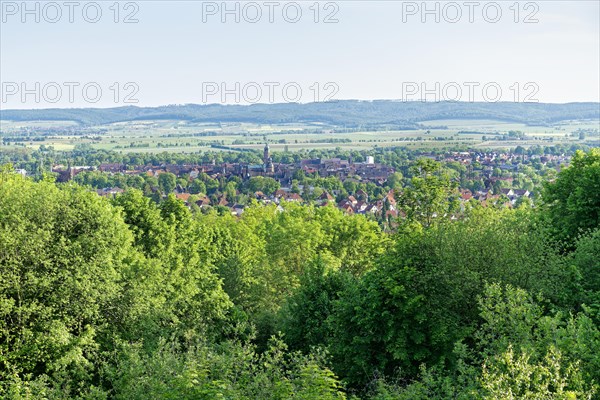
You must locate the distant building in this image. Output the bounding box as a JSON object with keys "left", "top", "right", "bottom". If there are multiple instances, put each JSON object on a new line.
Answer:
{"left": 264, "top": 143, "right": 274, "bottom": 173}
{"left": 96, "top": 187, "right": 124, "bottom": 197}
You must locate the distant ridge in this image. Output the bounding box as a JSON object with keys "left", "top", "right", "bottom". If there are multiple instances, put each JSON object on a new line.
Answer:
{"left": 1, "top": 100, "right": 599, "bottom": 127}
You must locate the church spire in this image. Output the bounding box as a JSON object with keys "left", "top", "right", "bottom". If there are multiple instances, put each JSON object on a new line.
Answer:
{"left": 263, "top": 141, "right": 270, "bottom": 165}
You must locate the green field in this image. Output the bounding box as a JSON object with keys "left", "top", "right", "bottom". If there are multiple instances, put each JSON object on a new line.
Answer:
{"left": 1, "top": 118, "right": 598, "bottom": 153}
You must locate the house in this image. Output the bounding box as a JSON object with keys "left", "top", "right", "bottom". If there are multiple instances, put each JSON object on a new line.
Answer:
{"left": 217, "top": 196, "right": 229, "bottom": 206}
{"left": 273, "top": 189, "right": 287, "bottom": 199}
{"left": 96, "top": 187, "right": 124, "bottom": 197}
{"left": 175, "top": 193, "right": 191, "bottom": 203}
{"left": 230, "top": 204, "right": 245, "bottom": 216}
{"left": 364, "top": 204, "right": 379, "bottom": 214}
{"left": 385, "top": 190, "right": 397, "bottom": 206}
{"left": 513, "top": 189, "right": 530, "bottom": 198}
{"left": 195, "top": 197, "right": 211, "bottom": 208}
{"left": 355, "top": 189, "right": 368, "bottom": 200}
{"left": 385, "top": 209, "right": 398, "bottom": 218}
{"left": 53, "top": 165, "right": 92, "bottom": 182}
{"left": 354, "top": 201, "right": 368, "bottom": 213}
{"left": 340, "top": 204, "right": 354, "bottom": 214}
{"left": 99, "top": 163, "right": 125, "bottom": 173}
{"left": 338, "top": 199, "right": 353, "bottom": 209}
{"left": 318, "top": 191, "right": 335, "bottom": 202}
{"left": 284, "top": 193, "right": 304, "bottom": 202}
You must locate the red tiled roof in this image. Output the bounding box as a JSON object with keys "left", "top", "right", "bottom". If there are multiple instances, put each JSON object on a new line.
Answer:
{"left": 176, "top": 193, "right": 191, "bottom": 202}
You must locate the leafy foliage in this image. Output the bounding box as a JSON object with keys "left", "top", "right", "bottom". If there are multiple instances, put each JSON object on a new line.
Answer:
{"left": 0, "top": 175, "right": 132, "bottom": 395}
{"left": 109, "top": 337, "right": 346, "bottom": 400}
{"left": 543, "top": 149, "right": 600, "bottom": 248}
{"left": 1, "top": 149, "right": 599, "bottom": 398}
{"left": 397, "top": 158, "right": 458, "bottom": 227}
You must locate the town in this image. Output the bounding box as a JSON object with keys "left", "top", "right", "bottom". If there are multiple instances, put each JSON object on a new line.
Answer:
{"left": 42, "top": 145, "right": 570, "bottom": 221}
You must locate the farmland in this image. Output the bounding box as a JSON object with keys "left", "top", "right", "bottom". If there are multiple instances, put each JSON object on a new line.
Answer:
{"left": 1, "top": 117, "right": 598, "bottom": 153}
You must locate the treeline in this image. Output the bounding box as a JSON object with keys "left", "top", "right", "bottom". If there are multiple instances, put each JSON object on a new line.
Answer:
{"left": 0, "top": 149, "right": 599, "bottom": 399}
{"left": 2, "top": 101, "right": 599, "bottom": 126}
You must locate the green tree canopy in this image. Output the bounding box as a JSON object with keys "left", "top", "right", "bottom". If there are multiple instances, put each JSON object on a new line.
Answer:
{"left": 543, "top": 149, "right": 600, "bottom": 248}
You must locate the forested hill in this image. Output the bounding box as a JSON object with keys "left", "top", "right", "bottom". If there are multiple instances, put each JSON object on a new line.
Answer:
{"left": 2, "top": 101, "right": 599, "bottom": 126}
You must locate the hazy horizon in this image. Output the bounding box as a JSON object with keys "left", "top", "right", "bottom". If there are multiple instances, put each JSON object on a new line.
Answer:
{"left": 2, "top": 1, "right": 599, "bottom": 109}
{"left": 2, "top": 99, "right": 600, "bottom": 113}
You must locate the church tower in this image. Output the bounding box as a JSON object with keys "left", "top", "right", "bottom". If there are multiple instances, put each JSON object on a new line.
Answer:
{"left": 263, "top": 142, "right": 270, "bottom": 165}
{"left": 263, "top": 142, "right": 274, "bottom": 174}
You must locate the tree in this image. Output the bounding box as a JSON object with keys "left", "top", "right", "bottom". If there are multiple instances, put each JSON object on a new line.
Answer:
{"left": 315, "top": 206, "right": 388, "bottom": 275}
{"left": 475, "top": 284, "right": 599, "bottom": 399}
{"left": 279, "top": 259, "right": 355, "bottom": 353}
{"left": 492, "top": 180, "right": 503, "bottom": 195}
{"left": 110, "top": 336, "right": 347, "bottom": 400}
{"left": 328, "top": 260, "right": 429, "bottom": 388}
{"left": 112, "top": 188, "right": 171, "bottom": 257}
{"left": 386, "top": 171, "right": 404, "bottom": 189}
{"left": 225, "top": 181, "right": 237, "bottom": 202}
{"left": 291, "top": 179, "right": 301, "bottom": 194}
{"left": 542, "top": 149, "right": 600, "bottom": 248}
{"left": 515, "top": 195, "right": 533, "bottom": 208}
{"left": 343, "top": 180, "right": 357, "bottom": 194}
{"left": 397, "top": 158, "right": 457, "bottom": 227}
{"left": 158, "top": 172, "right": 177, "bottom": 194}
{"left": 112, "top": 189, "right": 232, "bottom": 347}
{"left": 0, "top": 163, "right": 15, "bottom": 183}
{"left": 480, "top": 345, "right": 595, "bottom": 400}
{"left": 176, "top": 177, "right": 188, "bottom": 189}
{"left": 195, "top": 210, "right": 267, "bottom": 314}
{"left": 571, "top": 229, "right": 600, "bottom": 314}
{"left": 293, "top": 169, "right": 306, "bottom": 182}
{"left": 327, "top": 207, "right": 577, "bottom": 390}
{"left": 0, "top": 176, "right": 134, "bottom": 395}
{"left": 189, "top": 179, "right": 206, "bottom": 195}
{"left": 246, "top": 176, "right": 280, "bottom": 195}
{"left": 205, "top": 177, "right": 219, "bottom": 194}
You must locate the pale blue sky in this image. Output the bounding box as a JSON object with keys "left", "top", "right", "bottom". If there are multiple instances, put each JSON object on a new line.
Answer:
{"left": 1, "top": 1, "right": 599, "bottom": 108}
